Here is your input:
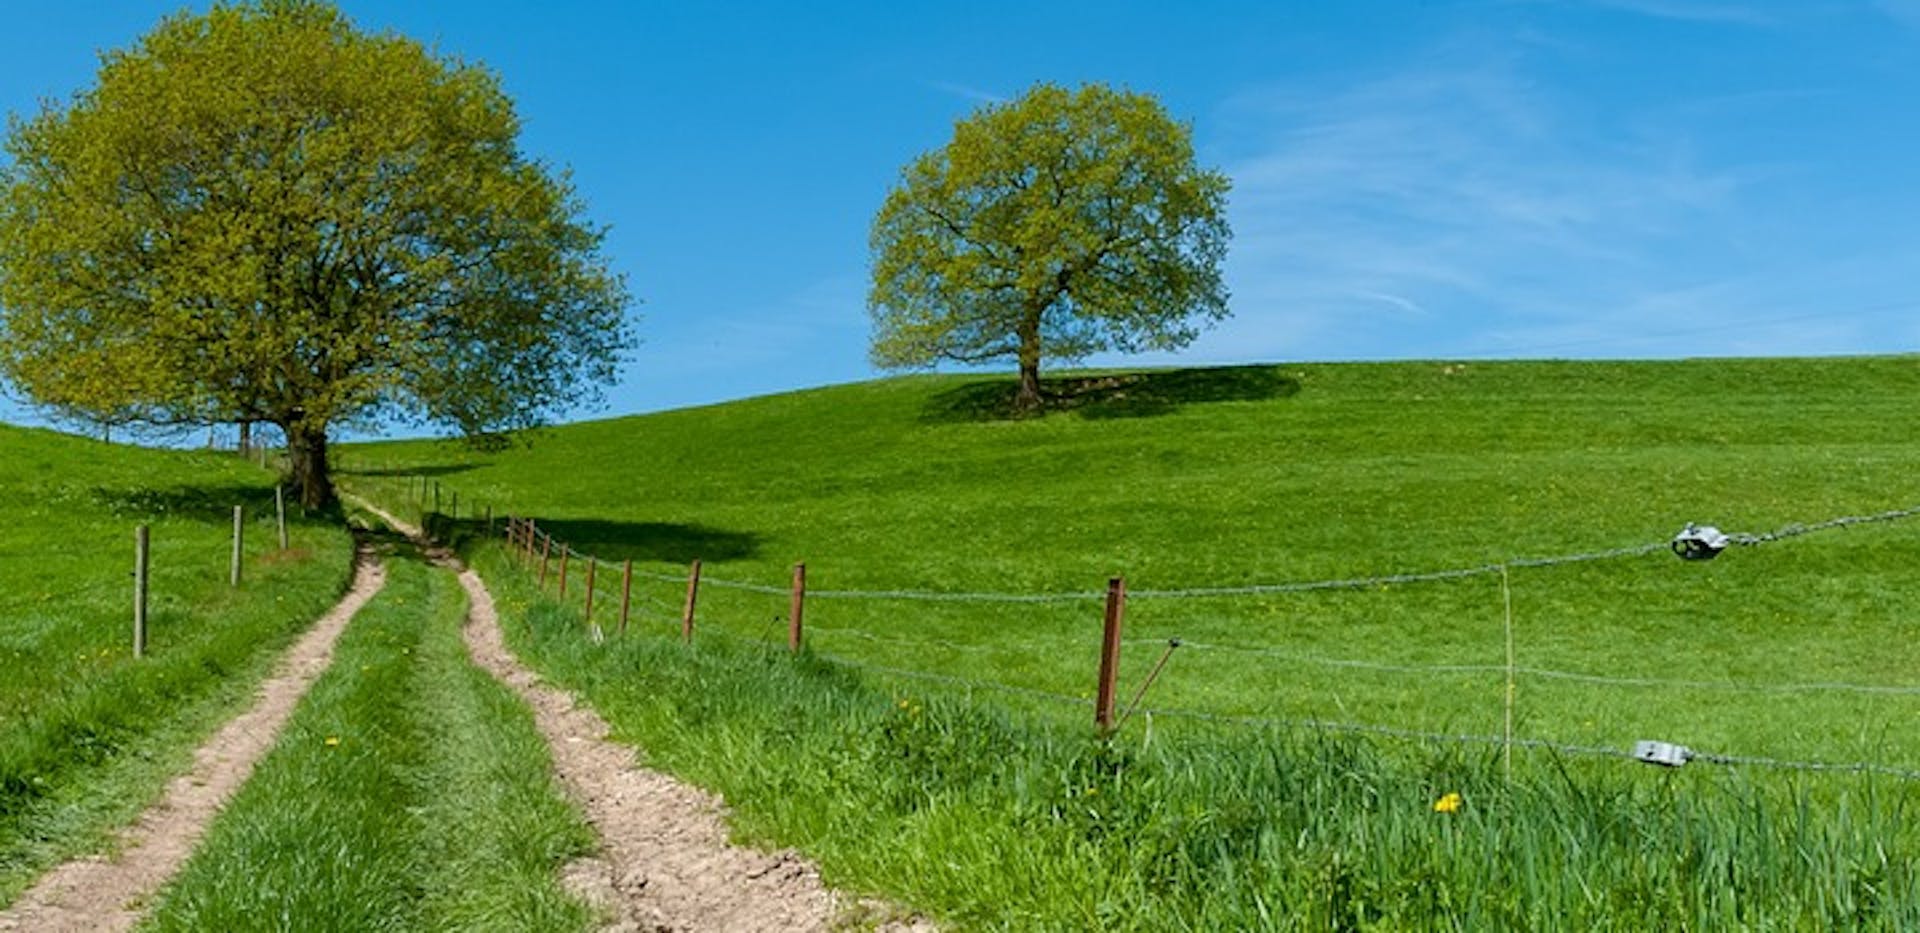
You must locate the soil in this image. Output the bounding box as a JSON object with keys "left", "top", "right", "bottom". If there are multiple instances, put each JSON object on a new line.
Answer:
{"left": 0, "top": 544, "right": 388, "bottom": 933}
{"left": 3, "top": 491, "right": 931, "bottom": 932}
{"left": 357, "top": 499, "right": 930, "bottom": 932}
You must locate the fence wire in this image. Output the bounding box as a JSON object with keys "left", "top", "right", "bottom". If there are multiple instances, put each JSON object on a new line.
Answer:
{"left": 505, "top": 500, "right": 1920, "bottom": 606}
{"left": 1134, "top": 705, "right": 1920, "bottom": 781}
{"left": 472, "top": 501, "right": 1920, "bottom": 784}
{"left": 813, "top": 649, "right": 1095, "bottom": 709}
{"left": 1171, "top": 638, "right": 1920, "bottom": 697}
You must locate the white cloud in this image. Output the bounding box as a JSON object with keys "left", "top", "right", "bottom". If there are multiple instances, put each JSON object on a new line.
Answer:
{"left": 1354, "top": 291, "right": 1428, "bottom": 315}
{"left": 1201, "top": 50, "right": 1778, "bottom": 361}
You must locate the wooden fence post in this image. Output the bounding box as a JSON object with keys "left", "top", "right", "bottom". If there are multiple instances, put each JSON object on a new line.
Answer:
{"left": 682, "top": 558, "right": 701, "bottom": 643}
{"left": 275, "top": 484, "right": 289, "bottom": 550}
{"left": 451, "top": 490, "right": 458, "bottom": 521}
{"left": 558, "top": 547, "right": 570, "bottom": 598}
{"left": 433, "top": 480, "right": 441, "bottom": 514}
{"left": 1094, "top": 576, "right": 1126, "bottom": 735}
{"left": 789, "top": 562, "right": 806, "bottom": 653}
{"left": 230, "top": 505, "right": 244, "bottom": 587}
{"left": 133, "top": 525, "right": 149, "bottom": 659}
{"left": 583, "top": 558, "right": 598, "bottom": 634}
{"left": 539, "top": 533, "right": 552, "bottom": 589}
{"left": 619, "top": 559, "right": 633, "bottom": 636}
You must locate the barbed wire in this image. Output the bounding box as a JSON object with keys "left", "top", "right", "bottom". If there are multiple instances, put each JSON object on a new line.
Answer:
{"left": 1135, "top": 704, "right": 1631, "bottom": 759}
{"left": 814, "top": 624, "right": 1052, "bottom": 657}
{"left": 452, "top": 496, "right": 1920, "bottom": 784}
{"left": 503, "top": 507, "right": 1917, "bottom": 605}
{"left": 478, "top": 529, "right": 1920, "bottom": 784}
{"left": 1727, "top": 505, "right": 1920, "bottom": 548}
{"left": 1136, "top": 705, "right": 1920, "bottom": 781}
{"left": 1690, "top": 749, "right": 1920, "bottom": 781}
{"left": 810, "top": 649, "right": 1096, "bottom": 709}
{"left": 1170, "top": 639, "right": 1920, "bottom": 697}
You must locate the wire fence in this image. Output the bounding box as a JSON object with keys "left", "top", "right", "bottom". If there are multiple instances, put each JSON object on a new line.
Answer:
{"left": 1, "top": 491, "right": 314, "bottom": 663}
{"left": 365, "top": 470, "right": 1920, "bottom": 786}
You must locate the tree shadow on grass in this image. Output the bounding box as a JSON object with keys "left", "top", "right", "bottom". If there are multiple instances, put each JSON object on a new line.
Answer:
{"left": 518, "top": 517, "right": 762, "bottom": 565}
{"left": 337, "top": 463, "right": 482, "bottom": 479}
{"left": 922, "top": 364, "right": 1301, "bottom": 423}
{"left": 91, "top": 484, "right": 289, "bottom": 523}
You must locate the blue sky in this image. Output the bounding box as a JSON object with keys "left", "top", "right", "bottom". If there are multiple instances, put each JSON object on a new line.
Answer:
{"left": 4, "top": 1, "right": 1920, "bottom": 433}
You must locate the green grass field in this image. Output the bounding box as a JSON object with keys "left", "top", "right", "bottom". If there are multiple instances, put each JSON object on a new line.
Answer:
{"left": 339, "top": 356, "right": 1920, "bottom": 927}
{"left": 145, "top": 537, "right": 595, "bottom": 931}
{"left": 470, "top": 551, "right": 1920, "bottom": 928}
{"left": 342, "top": 357, "right": 1920, "bottom": 767}
{"left": 0, "top": 425, "right": 355, "bottom": 904}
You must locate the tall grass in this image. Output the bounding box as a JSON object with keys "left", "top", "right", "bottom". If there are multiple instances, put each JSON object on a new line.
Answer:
{"left": 0, "top": 425, "right": 354, "bottom": 904}
{"left": 340, "top": 358, "right": 1920, "bottom": 926}
{"left": 470, "top": 540, "right": 1920, "bottom": 929}
{"left": 145, "top": 540, "right": 595, "bottom": 931}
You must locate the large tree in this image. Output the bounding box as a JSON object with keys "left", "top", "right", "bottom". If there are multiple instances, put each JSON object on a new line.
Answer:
{"left": 0, "top": 0, "right": 631, "bottom": 507}
{"left": 868, "top": 82, "right": 1231, "bottom": 411}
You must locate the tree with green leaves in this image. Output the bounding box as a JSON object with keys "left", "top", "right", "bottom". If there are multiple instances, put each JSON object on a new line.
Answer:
{"left": 868, "top": 82, "right": 1231, "bottom": 412}
{"left": 0, "top": 0, "right": 632, "bottom": 507}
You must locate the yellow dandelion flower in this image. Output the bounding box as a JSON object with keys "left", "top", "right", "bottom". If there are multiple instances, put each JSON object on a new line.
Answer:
{"left": 324, "top": 736, "right": 341, "bottom": 747}
{"left": 1433, "top": 792, "right": 1462, "bottom": 814}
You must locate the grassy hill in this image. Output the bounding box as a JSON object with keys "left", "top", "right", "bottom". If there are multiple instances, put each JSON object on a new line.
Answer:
{"left": 342, "top": 357, "right": 1920, "bottom": 764}
{"left": 341, "top": 356, "right": 1920, "bottom": 928}
{"left": 0, "top": 424, "right": 354, "bottom": 903}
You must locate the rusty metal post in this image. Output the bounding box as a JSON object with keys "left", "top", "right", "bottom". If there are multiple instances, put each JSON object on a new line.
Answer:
{"left": 788, "top": 562, "right": 806, "bottom": 653}
{"left": 682, "top": 559, "right": 701, "bottom": 643}
{"left": 619, "top": 559, "right": 634, "bottom": 636}
{"left": 583, "top": 558, "right": 597, "bottom": 628}
{"left": 1094, "top": 576, "right": 1126, "bottom": 735}
{"left": 133, "top": 525, "right": 149, "bottom": 659}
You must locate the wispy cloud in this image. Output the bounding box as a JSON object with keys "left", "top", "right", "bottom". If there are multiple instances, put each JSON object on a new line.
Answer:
{"left": 1175, "top": 45, "right": 1810, "bottom": 363}
{"left": 1580, "top": 0, "right": 1779, "bottom": 27}
{"left": 1874, "top": 0, "right": 1920, "bottom": 29}
{"left": 1354, "top": 291, "right": 1427, "bottom": 315}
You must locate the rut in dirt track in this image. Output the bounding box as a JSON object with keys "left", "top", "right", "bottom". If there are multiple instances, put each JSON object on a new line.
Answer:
{"left": 0, "top": 544, "right": 387, "bottom": 933}
{"left": 354, "top": 497, "right": 928, "bottom": 932}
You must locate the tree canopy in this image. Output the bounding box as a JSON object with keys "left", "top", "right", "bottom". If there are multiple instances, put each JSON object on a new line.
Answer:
{"left": 0, "top": 0, "right": 632, "bottom": 506}
{"left": 868, "top": 82, "right": 1231, "bottom": 411}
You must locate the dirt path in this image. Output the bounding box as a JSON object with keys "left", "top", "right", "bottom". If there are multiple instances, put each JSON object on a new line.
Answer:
{"left": 352, "top": 498, "right": 926, "bottom": 932}
{"left": 0, "top": 543, "right": 387, "bottom": 933}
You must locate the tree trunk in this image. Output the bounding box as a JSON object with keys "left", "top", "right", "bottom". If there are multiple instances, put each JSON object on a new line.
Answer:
{"left": 1016, "top": 357, "right": 1043, "bottom": 412}
{"left": 285, "top": 422, "right": 337, "bottom": 510}
{"left": 1015, "top": 312, "right": 1044, "bottom": 413}
{"left": 237, "top": 420, "right": 252, "bottom": 458}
